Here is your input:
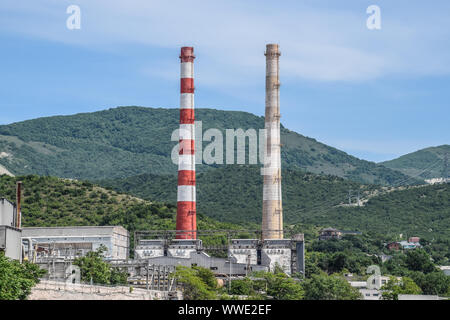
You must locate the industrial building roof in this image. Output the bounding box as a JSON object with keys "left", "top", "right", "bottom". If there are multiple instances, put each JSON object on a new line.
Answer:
{"left": 22, "top": 226, "right": 129, "bottom": 237}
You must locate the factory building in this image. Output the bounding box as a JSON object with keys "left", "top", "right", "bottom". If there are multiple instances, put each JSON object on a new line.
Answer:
{"left": 134, "top": 235, "right": 305, "bottom": 276}
{"left": 22, "top": 226, "right": 129, "bottom": 260}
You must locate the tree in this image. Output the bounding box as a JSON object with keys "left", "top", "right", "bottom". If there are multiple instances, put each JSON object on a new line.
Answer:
{"left": 0, "top": 252, "right": 46, "bottom": 300}
{"left": 193, "top": 266, "right": 217, "bottom": 291}
{"left": 302, "top": 273, "right": 361, "bottom": 300}
{"left": 381, "top": 276, "right": 422, "bottom": 300}
{"left": 173, "top": 266, "right": 217, "bottom": 300}
{"left": 73, "top": 245, "right": 127, "bottom": 285}
{"left": 408, "top": 271, "right": 450, "bottom": 295}
{"left": 405, "top": 249, "right": 436, "bottom": 273}
{"left": 230, "top": 277, "right": 255, "bottom": 296}
{"left": 261, "top": 271, "right": 304, "bottom": 300}
{"left": 110, "top": 267, "right": 129, "bottom": 285}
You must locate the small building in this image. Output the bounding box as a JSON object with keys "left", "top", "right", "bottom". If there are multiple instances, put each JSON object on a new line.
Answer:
{"left": 408, "top": 237, "right": 420, "bottom": 244}
{"left": 349, "top": 276, "right": 399, "bottom": 300}
{"left": 22, "top": 226, "right": 129, "bottom": 260}
{"left": 319, "top": 228, "right": 342, "bottom": 240}
{"left": 399, "top": 240, "right": 421, "bottom": 250}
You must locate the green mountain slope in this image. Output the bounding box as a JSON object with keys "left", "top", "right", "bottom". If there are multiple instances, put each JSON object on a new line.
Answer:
{"left": 100, "top": 166, "right": 450, "bottom": 241}
{"left": 100, "top": 165, "right": 378, "bottom": 224}
{"left": 0, "top": 106, "right": 417, "bottom": 185}
{"left": 380, "top": 145, "right": 450, "bottom": 180}
{"left": 0, "top": 174, "right": 239, "bottom": 235}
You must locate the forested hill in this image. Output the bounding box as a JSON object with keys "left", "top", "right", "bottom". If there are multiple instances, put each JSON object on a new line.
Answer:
{"left": 99, "top": 165, "right": 379, "bottom": 224}
{"left": 0, "top": 106, "right": 418, "bottom": 185}
{"left": 380, "top": 145, "right": 450, "bottom": 180}
{"left": 0, "top": 174, "right": 239, "bottom": 234}
{"left": 100, "top": 165, "right": 450, "bottom": 241}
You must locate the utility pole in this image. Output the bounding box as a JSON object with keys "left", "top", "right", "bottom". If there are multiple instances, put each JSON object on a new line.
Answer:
{"left": 348, "top": 188, "right": 352, "bottom": 205}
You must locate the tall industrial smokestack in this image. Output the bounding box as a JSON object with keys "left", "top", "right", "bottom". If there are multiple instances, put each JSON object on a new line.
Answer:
{"left": 176, "top": 47, "right": 196, "bottom": 239}
{"left": 16, "top": 181, "right": 22, "bottom": 229}
{"left": 262, "top": 44, "right": 283, "bottom": 240}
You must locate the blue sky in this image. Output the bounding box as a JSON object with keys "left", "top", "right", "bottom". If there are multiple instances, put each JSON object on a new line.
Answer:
{"left": 0, "top": 0, "right": 449, "bottom": 162}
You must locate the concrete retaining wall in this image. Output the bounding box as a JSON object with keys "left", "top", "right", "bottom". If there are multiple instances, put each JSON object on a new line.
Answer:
{"left": 29, "top": 280, "right": 182, "bottom": 300}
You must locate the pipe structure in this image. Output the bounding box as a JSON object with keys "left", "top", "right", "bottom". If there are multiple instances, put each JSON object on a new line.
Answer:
{"left": 16, "top": 181, "right": 22, "bottom": 229}
{"left": 176, "top": 47, "right": 196, "bottom": 239}
{"left": 262, "top": 44, "right": 283, "bottom": 240}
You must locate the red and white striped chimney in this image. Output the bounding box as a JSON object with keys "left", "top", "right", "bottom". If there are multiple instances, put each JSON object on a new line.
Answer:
{"left": 176, "top": 47, "right": 196, "bottom": 239}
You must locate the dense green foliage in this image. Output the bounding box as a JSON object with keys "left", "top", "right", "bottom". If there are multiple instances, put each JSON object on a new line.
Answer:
{"left": 408, "top": 271, "right": 450, "bottom": 296}
{"left": 73, "top": 246, "right": 128, "bottom": 285}
{"left": 100, "top": 165, "right": 378, "bottom": 224}
{"left": 101, "top": 166, "right": 450, "bottom": 242}
{"left": 381, "top": 276, "right": 422, "bottom": 300}
{"left": 0, "top": 253, "right": 47, "bottom": 300}
{"left": 379, "top": 249, "right": 450, "bottom": 296}
{"left": 381, "top": 145, "right": 450, "bottom": 180}
{"left": 302, "top": 273, "right": 361, "bottom": 300}
{"left": 0, "top": 106, "right": 417, "bottom": 185}
{"left": 310, "top": 183, "right": 450, "bottom": 241}
{"left": 254, "top": 270, "right": 305, "bottom": 300}
{"left": 173, "top": 266, "right": 218, "bottom": 300}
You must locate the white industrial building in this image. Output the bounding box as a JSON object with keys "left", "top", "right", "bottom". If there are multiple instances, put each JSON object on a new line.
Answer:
{"left": 22, "top": 226, "right": 130, "bottom": 260}
{"left": 134, "top": 235, "right": 305, "bottom": 277}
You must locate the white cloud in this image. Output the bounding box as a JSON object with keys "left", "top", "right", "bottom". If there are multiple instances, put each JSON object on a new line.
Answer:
{"left": 1, "top": 0, "right": 449, "bottom": 83}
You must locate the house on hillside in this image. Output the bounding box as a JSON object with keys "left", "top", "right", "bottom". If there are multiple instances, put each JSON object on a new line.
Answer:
{"left": 318, "top": 228, "right": 362, "bottom": 241}
{"left": 399, "top": 240, "right": 421, "bottom": 250}
{"left": 408, "top": 237, "right": 420, "bottom": 244}
{"left": 319, "top": 228, "right": 342, "bottom": 240}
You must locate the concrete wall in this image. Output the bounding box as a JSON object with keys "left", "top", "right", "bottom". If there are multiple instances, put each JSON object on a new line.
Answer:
{"left": 261, "top": 239, "right": 292, "bottom": 274}
{"left": 29, "top": 280, "right": 181, "bottom": 300}
{"left": 229, "top": 239, "right": 258, "bottom": 265}
{"left": 144, "top": 251, "right": 268, "bottom": 276}
{"left": 0, "top": 225, "right": 22, "bottom": 260}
